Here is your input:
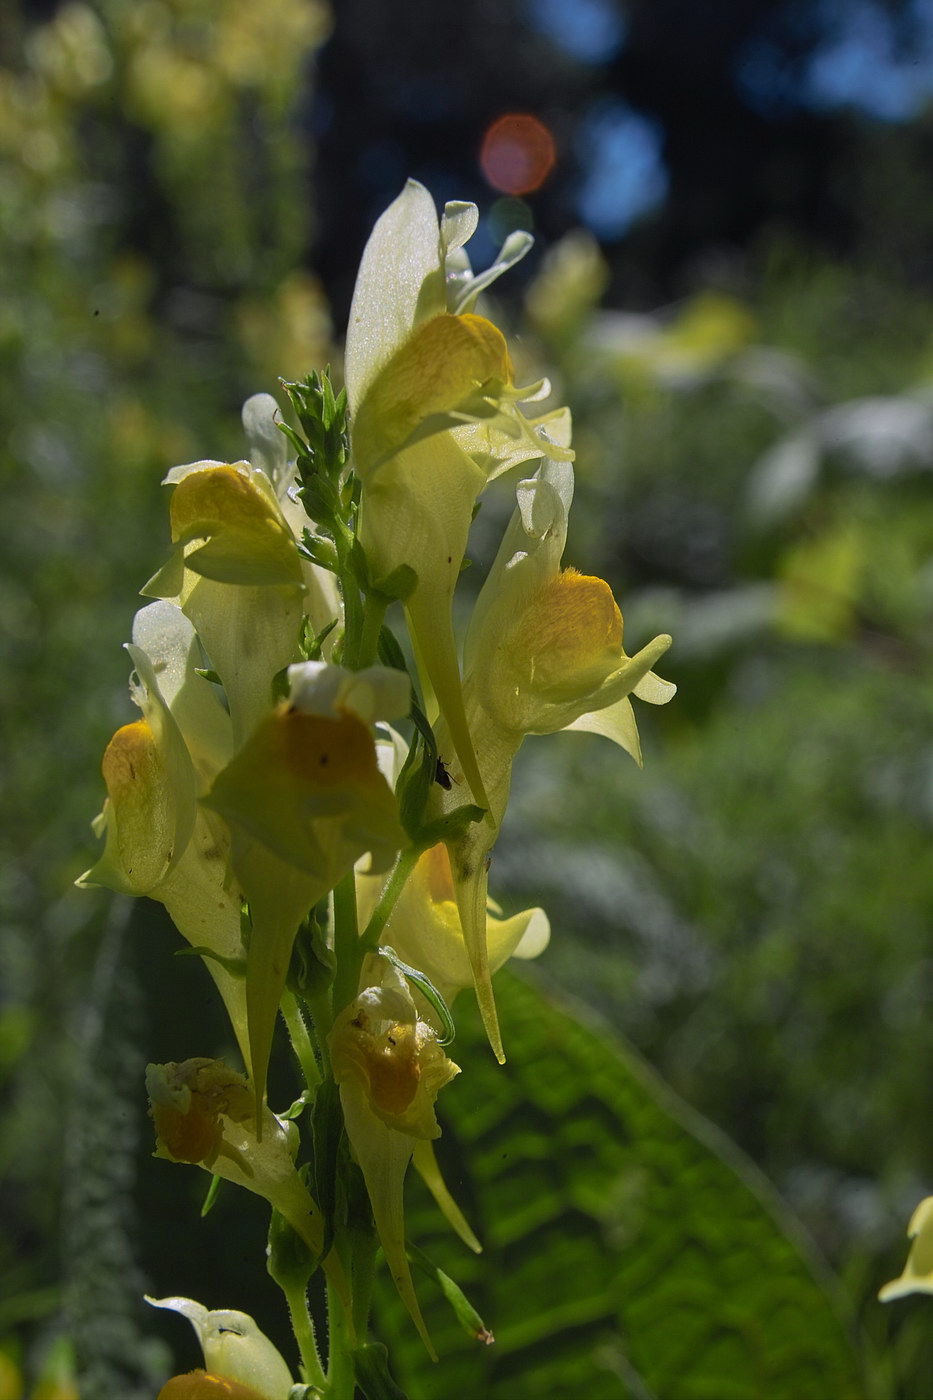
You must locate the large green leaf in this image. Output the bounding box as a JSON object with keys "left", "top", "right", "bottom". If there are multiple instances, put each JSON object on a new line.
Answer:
{"left": 372, "top": 970, "right": 875, "bottom": 1399}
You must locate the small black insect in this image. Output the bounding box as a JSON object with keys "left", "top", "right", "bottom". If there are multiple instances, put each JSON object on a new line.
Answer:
{"left": 434, "top": 756, "right": 453, "bottom": 790}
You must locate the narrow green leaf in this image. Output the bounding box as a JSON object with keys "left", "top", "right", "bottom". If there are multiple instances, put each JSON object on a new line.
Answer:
{"left": 353, "top": 1343, "right": 409, "bottom": 1400}
{"left": 407, "top": 1242, "right": 493, "bottom": 1344}
{"left": 309, "top": 1077, "right": 342, "bottom": 1259}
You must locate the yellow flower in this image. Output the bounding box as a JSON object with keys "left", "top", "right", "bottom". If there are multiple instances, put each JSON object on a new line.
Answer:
{"left": 79, "top": 600, "right": 251, "bottom": 1066}
{"left": 81, "top": 399, "right": 343, "bottom": 1076}
{"left": 205, "top": 660, "right": 408, "bottom": 1114}
{"left": 147, "top": 1295, "right": 293, "bottom": 1400}
{"left": 344, "top": 179, "right": 572, "bottom": 810}
{"left": 146, "top": 1060, "right": 325, "bottom": 1262}
{"left": 880, "top": 1197, "right": 933, "bottom": 1301}
{"left": 433, "top": 457, "right": 675, "bottom": 1060}
{"left": 360, "top": 841, "right": 549, "bottom": 1007}
{"left": 157, "top": 1373, "right": 270, "bottom": 1400}
{"left": 142, "top": 458, "right": 308, "bottom": 749}
{"left": 329, "top": 959, "right": 460, "bottom": 1355}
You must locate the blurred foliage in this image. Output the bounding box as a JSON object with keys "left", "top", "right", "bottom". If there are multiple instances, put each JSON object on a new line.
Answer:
{"left": 3, "top": 1, "right": 933, "bottom": 1397}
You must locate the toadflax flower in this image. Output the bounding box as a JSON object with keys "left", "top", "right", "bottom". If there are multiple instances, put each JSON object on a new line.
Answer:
{"left": 146, "top": 1058, "right": 327, "bottom": 1263}
{"left": 880, "top": 1197, "right": 933, "bottom": 1302}
{"left": 80, "top": 400, "right": 342, "bottom": 1076}
{"left": 329, "top": 958, "right": 460, "bottom": 1354}
{"left": 147, "top": 1294, "right": 294, "bottom": 1400}
{"left": 431, "top": 456, "right": 675, "bottom": 1060}
{"left": 204, "top": 660, "right": 409, "bottom": 1116}
{"left": 344, "top": 179, "right": 572, "bottom": 811}
{"left": 359, "top": 840, "right": 550, "bottom": 1009}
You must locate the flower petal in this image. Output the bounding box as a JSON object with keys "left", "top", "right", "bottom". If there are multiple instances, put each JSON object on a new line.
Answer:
{"left": 345, "top": 179, "right": 444, "bottom": 411}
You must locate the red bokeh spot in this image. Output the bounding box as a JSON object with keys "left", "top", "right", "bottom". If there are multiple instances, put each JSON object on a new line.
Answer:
{"left": 480, "top": 114, "right": 556, "bottom": 196}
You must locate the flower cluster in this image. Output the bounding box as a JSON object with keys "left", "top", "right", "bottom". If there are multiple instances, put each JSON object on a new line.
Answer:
{"left": 81, "top": 180, "right": 674, "bottom": 1390}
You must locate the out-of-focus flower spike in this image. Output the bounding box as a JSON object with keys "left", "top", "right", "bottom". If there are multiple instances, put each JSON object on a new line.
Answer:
{"left": 880, "top": 1197, "right": 933, "bottom": 1301}
{"left": 411, "top": 1140, "right": 481, "bottom": 1254}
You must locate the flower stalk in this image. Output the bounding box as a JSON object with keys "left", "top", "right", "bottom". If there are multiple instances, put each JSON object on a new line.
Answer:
{"left": 80, "top": 179, "right": 674, "bottom": 1396}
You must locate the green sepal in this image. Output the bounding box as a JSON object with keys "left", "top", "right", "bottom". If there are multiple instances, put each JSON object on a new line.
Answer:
{"left": 298, "top": 531, "right": 339, "bottom": 573}
{"left": 377, "top": 945, "right": 456, "bottom": 1046}
{"left": 200, "top": 1174, "right": 222, "bottom": 1218}
{"left": 194, "top": 667, "right": 223, "bottom": 685}
{"left": 175, "top": 945, "right": 247, "bottom": 979}
{"left": 375, "top": 624, "right": 408, "bottom": 674}
{"left": 348, "top": 537, "right": 372, "bottom": 590}
{"left": 352, "top": 1343, "right": 409, "bottom": 1400}
{"left": 297, "top": 474, "right": 341, "bottom": 530}
{"left": 394, "top": 702, "right": 441, "bottom": 840}
{"left": 281, "top": 1090, "right": 313, "bottom": 1121}
{"left": 299, "top": 615, "right": 339, "bottom": 662}
{"left": 407, "top": 1242, "right": 494, "bottom": 1345}
{"left": 271, "top": 665, "right": 291, "bottom": 704}
{"left": 281, "top": 369, "right": 349, "bottom": 475}
{"left": 370, "top": 563, "right": 418, "bottom": 603}
{"left": 286, "top": 911, "right": 335, "bottom": 1001}
{"left": 309, "top": 1077, "right": 343, "bottom": 1260}
{"left": 414, "top": 803, "right": 486, "bottom": 849}
{"left": 267, "top": 1201, "right": 318, "bottom": 1293}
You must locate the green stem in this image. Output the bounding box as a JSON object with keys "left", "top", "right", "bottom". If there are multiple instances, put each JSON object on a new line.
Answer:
{"left": 325, "top": 1277, "right": 356, "bottom": 1400}
{"left": 282, "top": 1279, "right": 328, "bottom": 1393}
{"left": 340, "top": 576, "right": 364, "bottom": 667}
{"left": 281, "top": 991, "right": 322, "bottom": 1091}
{"left": 331, "top": 870, "right": 361, "bottom": 1017}
{"left": 354, "top": 592, "right": 388, "bottom": 671}
{"left": 359, "top": 845, "right": 420, "bottom": 954}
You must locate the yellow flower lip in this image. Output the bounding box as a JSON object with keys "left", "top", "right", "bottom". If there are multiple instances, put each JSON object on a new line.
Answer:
{"left": 169, "top": 464, "right": 278, "bottom": 541}
{"left": 94, "top": 717, "right": 180, "bottom": 893}
{"left": 147, "top": 1058, "right": 253, "bottom": 1165}
{"left": 352, "top": 312, "right": 513, "bottom": 474}
{"left": 422, "top": 841, "right": 457, "bottom": 905}
{"left": 356, "top": 1018, "right": 422, "bottom": 1117}
{"left": 160, "top": 461, "right": 304, "bottom": 589}
{"left": 157, "top": 1374, "right": 270, "bottom": 1400}
{"left": 278, "top": 707, "right": 383, "bottom": 787}
{"left": 513, "top": 567, "right": 624, "bottom": 694}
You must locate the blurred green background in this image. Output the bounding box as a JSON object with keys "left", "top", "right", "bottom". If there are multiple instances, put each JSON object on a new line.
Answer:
{"left": 4, "top": 0, "right": 933, "bottom": 1395}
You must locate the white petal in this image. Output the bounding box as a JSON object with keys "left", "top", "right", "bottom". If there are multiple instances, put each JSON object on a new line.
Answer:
{"left": 344, "top": 180, "right": 444, "bottom": 410}
{"left": 242, "top": 392, "right": 290, "bottom": 496}
{"left": 633, "top": 669, "right": 677, "bottom": 706}
{"left": 451, "top": 229, "right": 535, "bottom": 314}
